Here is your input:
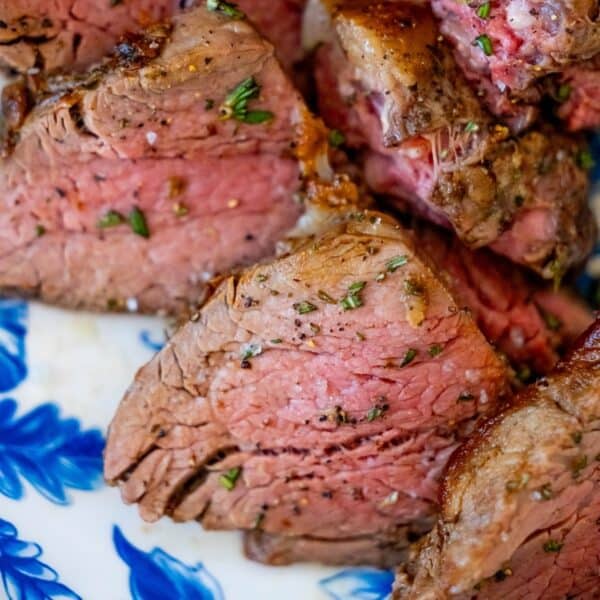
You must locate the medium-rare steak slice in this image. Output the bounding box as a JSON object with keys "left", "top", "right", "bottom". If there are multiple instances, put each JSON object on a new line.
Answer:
{"left": 431, "top": 0, "right": 600, "bottom": 130}
{"left": 104, "top": 209, "right": 508, "bottom": 566}
{"left": 305, "top": 0, "right": 596, "bottom": 280}
{"left": 0, "top": 0, "right": 305, "bottom": 75}
{"left": 396, "top": 319, "right": 600, "bottom": 599}
{"left": 0, "top": 5, "right": 329, "bottom": 314}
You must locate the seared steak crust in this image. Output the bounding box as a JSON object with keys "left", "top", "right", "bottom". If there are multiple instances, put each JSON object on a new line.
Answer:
{"left": 396, "top": 319, "right": 600, "bottom": 599}
{"left": 0, "top": 6, "right": 322, "bottom": 314}
{"left": 104, "top": 210, "right": 508, "bottom": 565}
{"left": 307, "top": 0, "right": 596, "bottom": 278}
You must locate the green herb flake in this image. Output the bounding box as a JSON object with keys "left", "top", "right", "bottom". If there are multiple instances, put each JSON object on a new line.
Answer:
{"left": 206, "top": 0, "right": 245, "bottom": 19}
{"left": 172, "top": 202, "right": 189, "bottom": 218}
{"left": 128, "top": 206, "right": 150, "bottom": 238}
{"left": 375, "top": 272, "right": 386, "bottom": 282}
{"left": 97, "top": 210, "right": 125, "bottom": 229}
{"left": 458, "top": 392, "right": 475, "bottom": 402}
{"left": 557, "top": 83, "right": 571, "bottom": 102}
{"left": 35, "top": 224, "right": 46, "bottom": 237}
{"left": 318, "top": 290, "right": 337, "bottom": 304}
{"left": 241, "top": 344, "right": 262, "bottom": 361}
{"left": 219, "top": 467, "right": 242, "bottom": 491}
{"left": 543, "top": 310, "right": 562, "bottom": 331}
{"left": 538, "top": 483, "right": 554, "bottom": 501}
{"left": 328, "top": 129, "right": 346, "bottom": 147}
{"left": 428, "top": 344, "right": 443, "bottom": 357}
{"left": 474, "top": 34, "right": 493, "bottom": 56}
{"left": 465, "top": 120, "right": 480, "bottom": 133}
{"left": 517, "top": 364, "right": 532, "bottom": 383}
{"left": 400, "top": 348, "right": 418, "bottom": 367}
{"left": 270, "top": 338, "right": 282, "bottom": 344}
{"left": 543, "top": 540, "right": 563, "bottom": 553}
{"left": 220, "top": 77, "right": 274, "bottom": 124}
{"left": 256, "top": 273, "right": 269, "bottom": 283}
{"left": 386, "top": 255, "right": 409, "bottom": 272}
{"left": 366, "top": 402, "right": 388, "bottom": 422}
{"left": 294, "top": 301, "right": 317, "bottom": 315}
{"left": 476, "top": 2, "right": 491, "bottom": 18}
{"left": 576, "top": 149, "right": 595, "bottom": 170}
{"left": 340, "top": 281, "right": 366, "bottom": 311}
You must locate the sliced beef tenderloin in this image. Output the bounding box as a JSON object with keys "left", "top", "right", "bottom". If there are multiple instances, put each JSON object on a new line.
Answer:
{"left": 0, "top": 0, "right": 305, "bottom": 76}
{"left": 306, "top": 0, "right": 596, "bottom": 280}
{"left": 417, "top": 226, "right": 593, "bottom": 376}
{"left": 431, "top": 0, "right": 600, "bottom": 130}
{"left": 395, "top": 319, "right": 600, "bottom": 600}
{"left": 104, "top": 209, "right": 508, "bottom": 566}
{"left": 0, "top": 5, "right": 332, "bottom": 314}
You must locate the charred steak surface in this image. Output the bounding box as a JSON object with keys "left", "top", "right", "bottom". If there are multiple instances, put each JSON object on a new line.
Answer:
{"left": 396, "top": 319, "right": 600, "bottom": 599}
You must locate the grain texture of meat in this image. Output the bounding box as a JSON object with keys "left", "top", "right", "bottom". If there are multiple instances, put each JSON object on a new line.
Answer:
{"left": 0, "top": 6, "right": 327, "bottom": 314}
{"left": 395, "top": 319, "right": 600, "bottom": 600}
{"left": 307, "top": 0, "right": 596, "bottom": 279}
{"left": 104, "top": 209, "right": 508, "bottom": 566}
{"left": 431, "top": 0, "right": 600, "bottom": 130}
{"left": 0, "top": 0, "right": 306, "bottom": 75}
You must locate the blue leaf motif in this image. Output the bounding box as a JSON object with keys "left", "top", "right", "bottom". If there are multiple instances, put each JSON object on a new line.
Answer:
{"left": 0, "top": 300, "right": 27, "bottom": 393}
{"left": 0, "top": 517, "right": 81, "bottom": 600}
{"left": 113, "top": 527, "right": 224, "bottom": 600}
{"left": 0, "top": 398, "right": 104, "bottom": 504}
{"left": 320, "top": 568, "right": 394, "bottom": 600}
{"left": 139, "top": 330, "right": 166, "bottom": 353}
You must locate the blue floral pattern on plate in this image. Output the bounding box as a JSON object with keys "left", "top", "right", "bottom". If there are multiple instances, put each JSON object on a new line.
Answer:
{"left": 139, "top": 330, "right": 166, "bottom": 353}
{"left": 320, "top": 568, "right": 394, "bottom": 600}
{"left": 113, "top": 526, "right": 224, "bottom": 600}
{"left": 0, "top": 398, "right": 104, "bottom": 504}
{"left": 0, "top": 300, "right": 27, "bottom": 393}
{"left": 0, "top": 517, "right": 80, "bottom": 600}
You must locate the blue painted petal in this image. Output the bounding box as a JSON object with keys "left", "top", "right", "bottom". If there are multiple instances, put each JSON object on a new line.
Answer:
{"left": 113, "top": 526, "right": 224, "bottom": 600}
{"left": 139, "top": 330, "right": 166, "bottom": 353}
{"left": 0, "top": 518, "right": 81, "bottom": 600}
{"left": 0, "top": 399, "right": 104, "bottom": 504}
{"left": 320, "top": 568, "right": 394, "bottom": 600}
{"left": 0, "top": 299, "right": 28, "bottom": 393}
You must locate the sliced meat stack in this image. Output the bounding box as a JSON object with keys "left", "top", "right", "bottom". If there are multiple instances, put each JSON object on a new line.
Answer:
{"left": 431, "top": 0, "right": 600, "bottom": 131}
{"left": 396, "top": 319, "right": 600, "bottom": 599}
{"left": 105, "top": 209, "right": 509, "bottom": 567}
{"left": 306, "top": 0, "right": 596, "bottom": 279}
{"left": 0, "top": 5, "right": 329, "bottom": 313}
{"left": 0, "top": 1, "right": 305, "bottom": 75}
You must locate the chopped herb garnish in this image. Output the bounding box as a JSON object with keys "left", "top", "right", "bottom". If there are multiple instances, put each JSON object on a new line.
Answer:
{"left": 35, "top": 224, "right": 46, "bottom": 237}
{"left": 340, "top": 281, "right": 366, "bottom": 311}
{"left": 571, "top": 431, "right": 583, "bottom": 444}
{"left": 543, "top": 310, "right": 562, "bottom": 331}
{"left": 571, "top": 454, "right": 588, "bottom": 477}
{"left": 465, "top": 120, "right": 480, "bottom": 133}
{"left": 318, "top": 290, "right": 337, "bottom": 304}
{"left": 576, "top": 149, "right": 594, "bottom": 170}
{"left": 219, "top": 467, "right": 241, "bottom": 490}
{"left": 206, "top": 0, "right": 245, "bottom": 19}
{"left": 270, "top": 338, "right": 282, "bottom": 344}
{"left": 543, "top": 540, "right": 563, "bottom": 553}
{"left": 97, "top": 210, "right": 125, "bottom": 228}
{"left": 128, "top": 206, "right": 150, "bottom": 238}
{"left": 172, "top": 202, "right": 189, "bottom": 217}
{"left": 474, "top": 34, "right": 493, "bottom": 56}
{"left": 428, "top": 344, "right": 443, "bottom": 357}
{"left": 517, "top": 365, "right": 532, "bottom": 383}
{"left": 476, "top": 2, "right": 491, "bottom": 18}
{"left": 328, "top": 129, "right": 346, "bottom": 147}
{"left": 458, "top": 392, "right": 475, "bottom": 402}
{"left": 386, "top": 255, "right": 408, "bottom": 272}
{"left": 400, "top": 348, "right": 418, "bottom": 367}
{"left": 375, "top": 272, "right": 386, "bottom": 282}
{"left": 256, "top": 273, "right": 268, "bottom": 283}
{"left": 240, "top": 344, "right": 262, "bottom": 362}
{"left": 557, "top": 83, "right": 571, "bottom": 102}
{"left": 366, "top": 403, "right": 388, "bottom": 422}
{"left": 205, "top": 98, "right": 215, "bottom": 110}
{"left": 294, "top": 301, "right": 317, "bottom": 315}
{"left": 538, "top": 483, "right": 553, "bottom": 500}
{"left": 220, "top": 77, "right": 274, "bottom": 124}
